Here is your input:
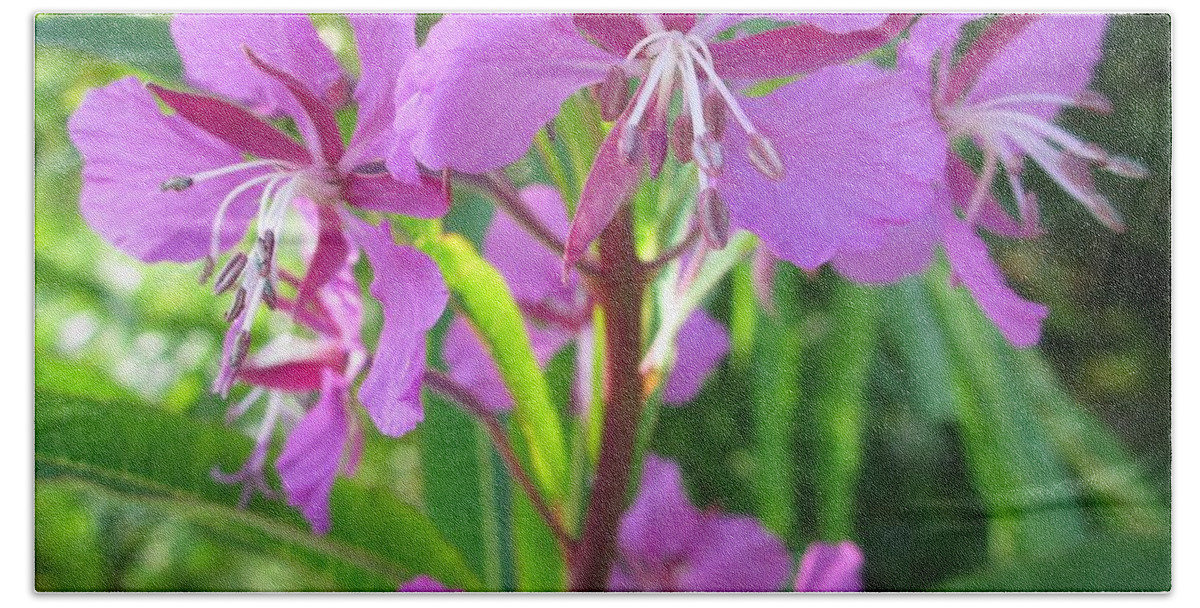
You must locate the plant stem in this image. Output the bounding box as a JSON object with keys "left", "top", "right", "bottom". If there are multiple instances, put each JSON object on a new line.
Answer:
{"left": 423, "top": 371, "right": 573, "bottom": 556}
{"left": 569, "top": 205, "right": 646, "bottom": 591}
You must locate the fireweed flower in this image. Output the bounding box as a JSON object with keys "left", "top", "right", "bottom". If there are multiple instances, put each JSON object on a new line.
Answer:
{"left": 441, "top": 185, "right": 730, "bottom": 411}
{"left": 794, "top": 541, "right": 865, "bottom": 592}
{"left": 68, "top": 14, "right": 447, "bottom": 392}
{"left": 610, "top": 455, "right": 791, "bottom": 591}
{"left": 394, "top": 13, "right": 943, "bottom": 273}
{"left": 68, "top": 15, "right": 451, "bottom": 530}
{"left": 831, "top": 14, "right": 1146, "bottom": 347}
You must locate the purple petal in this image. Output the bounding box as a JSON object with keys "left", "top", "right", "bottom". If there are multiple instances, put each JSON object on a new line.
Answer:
{"left": 678, "top": 514, "right": 792, "bottom": 592}
{"left": 965, "top": 15, "right": 1108, "bottom": 122}
{"left": 345, "top": 170, "right": 448, "bottom": 219}
{"left": 799, "top": 13, "right": 890, "bottom": 33}
{"left": 939, "top": 207, "right": 1048, "bottom": 348}
{"left": 574, "top": 14, "right": 648, "bottom": 56}
{"left": 708, "top": 14, "right": 910, "bottom": 79}
{"left": 398, "top": 14, "right": 616, "bottom": 172}
{"left": 484, "top": 184, "right": 574, "bottom": 305}
{"left": 830, "top": 212, "right": 939, "bottom": 284}
{"left": 663, "top": 311, "right": 730, "bottom": 405}
{"left": 795, "top": 541, "right": 865, "bottom": 592}
{"left": 242, "top": 47, "right": 345, "bottom": 167}
{"left": 442, "top": 316, "right": 513, "bottom": 413}
{"left": 399, "top": 575, "right": 458, "bottom": 592}
{"left": 295, "top": 205, "right": 351, "bottom": 318}
{"left": 617, "top": 455, "right": 704, "bottom": 570}
{"left": 277, "top": 370, "right": 352, "bottom": 535}
{"left": 946, "top": 155, "right": 1031, "bottom": 239}
{"left": 564, "top": 111, "right": 643, "bottom": 271}
{"left": 147, "top": 83, "right": 311, "bottom": 165}
{"left": 342, "top": 14, "right": 416, "bottom": 169}
{"left": 348, "top": 217, "right": 449, "bottom": 436}
{"left": 171, "top": 14, "right": 345, "bottom": 119}
{"left": 67, "top": 77, "right": 262, "bottom": 262}
{"left": 898, "top": 13, "right": 982, "bottom": 77}
{"left": 721, "top": 64, "right": 945, "bottom": 270}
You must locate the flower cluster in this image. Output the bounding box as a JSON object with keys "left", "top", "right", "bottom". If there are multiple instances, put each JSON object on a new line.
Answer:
{"left": 68, "top": 12, "right": 1143, "bottom": 589}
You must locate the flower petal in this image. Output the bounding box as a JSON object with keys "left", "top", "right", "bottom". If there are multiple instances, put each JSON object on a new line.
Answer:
{"left": 830, "top": 212, "right": 939, "bottom": 284}
{"left": 564, "top": 111, "right": 643, "bottom": 272}
{"left": 67, "top": 77, "right": 262, "bottom": 262}
{"left": 940, "top": 207, "right": 1048, "bottom": 348}
{"left": 171, "top": 14, "right": 345, "bottom": 119}
{"left": 963, "top": 15, "right": 1108, "bottom": 122}
{"left": 348, "top": 217, "right": 449, "bottom": 436}
{"left": 399, "top": 576, "right": 457, "bottom": 592}
{"left": 277, "top": 370, "right": 352, "bottom": 535}
{"left": 345, "top": 170, "right": 449, "bottom": 219}
{"left": 398, "top": 14, "right": 616, "bottom": 172}
{"left": 679, "top": 514, "right": 792, "bottom": 592}
{"left": 617, "top": 455, "right": 704, "bottom": 572}
{"left": 721, "top": 64, "right": 945, "bottom": 270}
{"left": 342, "top": 14, "right": 416, "bottom": 169}
{"left": 663, "top": 310, "right": 730, "bottom": 405}
{"left": 574, "top": 14, "right": 648, "bottom": 56}
{"left": 795, "top": 541, "right": 865, "bottom": 592}
{"left": 442, "top": 316, "right": 514, "bottom": 413}
{"left": 147, "top": 84, "right": 311, "bottom": 165}
{"left": 707, "top": 14, "right": 910, "bottom": 79}
{"left": 485, "top": 184, "right": 575, "bottom": 305}
{"left": 295, "top": 205, "right": 351, "bottom": 317}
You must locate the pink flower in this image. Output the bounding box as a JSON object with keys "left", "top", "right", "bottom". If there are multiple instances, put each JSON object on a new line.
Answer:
{"left": 833, "top": 14, "right": 1145, "bottom": 347}
{"left": 394, "top": 14, "right": 937, "bottom": 273}
{"left": 610, "top": 455, "right": 792, "bottom": 591}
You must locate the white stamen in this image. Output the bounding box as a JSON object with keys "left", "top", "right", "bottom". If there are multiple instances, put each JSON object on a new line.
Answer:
{"left": 208, "top": 173, "right": 279, "bottom": 262}
{"left": 189, "top": 159, "right": 294, "bottom": 185}
{"left": 226, "top": 387, "right": 265, "bottom": 425}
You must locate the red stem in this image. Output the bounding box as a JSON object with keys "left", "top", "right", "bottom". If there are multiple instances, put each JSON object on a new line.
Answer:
{"left": 569, "top": 205, "right": 647, "bottom": 590}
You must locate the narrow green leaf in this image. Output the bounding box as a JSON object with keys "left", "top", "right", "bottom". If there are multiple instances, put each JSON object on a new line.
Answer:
{"left": 35, "top": 15, "right": 183, "bottom": 83}
{"left": 1005, "top": 349, "right": 1169, "bottom": 536}
{"left": 410, "top": 230, "right": 570, "bottom": 503}
{"left": 419, "top": 392, "right": 490, "bottom": 582}
{"left": 804, "top": 279, "right": 879, "bottom": 540}
{"left": 922, "top": 265, "right": 1087, "bottom": 561}
{"left": 35, "top": 391, "right": 481, "bottom": 590}
{"left": 749, "top": 266, "right": 803, "bottom": 539}
{"left": 512, "top": 487, "right": 567, "bottom": 591}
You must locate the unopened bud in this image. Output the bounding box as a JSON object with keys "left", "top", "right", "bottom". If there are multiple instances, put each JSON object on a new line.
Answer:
{"left": 599, "top": 66, "right": 630, "bottom": 122}
{"left": 697, "top": 187, "right": 730, "bottom": 249}
{"left": 702, "top": 92, "right": 727, "bottom": 141}
{"left": 161, "top": 176, "right": 194, "bottom": 192}
{"left": 225, "top": 287, "right": 247, "bottom": 322}
{"left": 214, "top": 252, "right": 248, "bottom": 295}
{"left": 198, "top": 256, "right": 216, "bottom": 284}
{"left": 671, "top": 114, "right": 694, "bottom": 163}
{"left": 1076, "top": 90, "right": 1113, "bottom": 114}
{"left": 693, "top": 132, "right": 724, "bottom": 174}
{"left": 747, "top": 132, "right": 785, "bottom": 181}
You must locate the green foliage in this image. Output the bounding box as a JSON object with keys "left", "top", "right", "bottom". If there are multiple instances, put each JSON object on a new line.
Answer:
{"left": 36, "top": 391, "right": 481, "bottom": 591}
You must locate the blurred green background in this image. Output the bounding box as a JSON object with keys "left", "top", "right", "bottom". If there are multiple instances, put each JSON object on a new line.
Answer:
{"left": 34, "top": 14, "right": 1169, "bottom": 591}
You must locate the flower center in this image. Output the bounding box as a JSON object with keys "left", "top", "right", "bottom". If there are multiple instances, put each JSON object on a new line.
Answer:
{"left": 940, "top": 91, "right": 1147, "bottom": 231}
{"left": 162, "top": 159, "right": 347, "bottom": 379}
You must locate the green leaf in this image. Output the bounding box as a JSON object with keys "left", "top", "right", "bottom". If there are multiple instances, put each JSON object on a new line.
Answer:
{"left": 939, "top": 533, "right": 1170, "bottom": 591}
{"left": 35, "top": 15, "right": 183, "bottom": 83}
{"left": 35, "top": 391, "right": 481, "bottom": 591}
{"left": 804, "top": 279, "right": 879, "bottom": 540}
{"left": 411, "top": 230, "right": 570, "bottom": 503}
{"left": 921, "top": 265, "right": 1088, "bottom": 560}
